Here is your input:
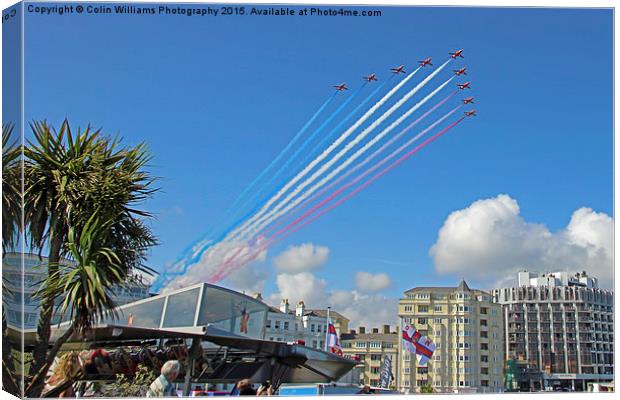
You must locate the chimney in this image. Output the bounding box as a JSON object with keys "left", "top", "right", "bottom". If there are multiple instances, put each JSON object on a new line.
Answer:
{"left": 280, "top": 299, "right": 289, "bottom": 313}
{"left": 383, "top": 325, "right": 390, "bottom": 334}
{"left": 295, "top": 301, "right": 305, "bottom": 317}
{"left": 372, "top": 328, "right": 379, "bottom": 334}
{"left": 359, "top": 326, "right": 366, "bottom": 334}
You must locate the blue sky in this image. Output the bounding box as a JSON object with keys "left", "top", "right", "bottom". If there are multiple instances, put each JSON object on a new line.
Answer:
{"left": 21, "top": 4, "right": 612, "bottom": 302}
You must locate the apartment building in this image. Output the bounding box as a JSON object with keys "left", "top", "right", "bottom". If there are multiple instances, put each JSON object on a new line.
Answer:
{"left": 398, "top": 280, "right": 504, "bottom": 394}
{"left": 341, "top": 325, "right": 399, "bottom": 388}
{"left": 492, "top": 271, "right": 614, "bottom": 391}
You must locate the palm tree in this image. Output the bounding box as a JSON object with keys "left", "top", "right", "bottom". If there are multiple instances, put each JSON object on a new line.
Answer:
{"left": 2, "top": 123, "right": 22, "bottom": 253}
{"left": 2, "top": 123, "right": 22, "bottom": 396}
{"left": 23, "top": 120, "right": 158, "bottom": 396}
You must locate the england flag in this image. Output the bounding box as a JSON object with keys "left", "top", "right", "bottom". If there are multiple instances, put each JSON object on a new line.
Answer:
{"left": 401, "top": 324, "right": 436, "bottom": 365}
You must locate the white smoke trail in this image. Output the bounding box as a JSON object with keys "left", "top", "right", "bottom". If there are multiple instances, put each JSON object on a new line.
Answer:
{"left": 244, "top": 75, "right": 455, "bottom": 237}
{"left": 235, "top": 60, "right": 453, "bottom": 239}
{"left": 228, "top": 65, "right": 425, "bottom": 240}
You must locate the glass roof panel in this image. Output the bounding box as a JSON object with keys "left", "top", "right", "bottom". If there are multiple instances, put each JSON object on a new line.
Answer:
{"left": 162, "top": 287, "right": 201, "bottom": 328}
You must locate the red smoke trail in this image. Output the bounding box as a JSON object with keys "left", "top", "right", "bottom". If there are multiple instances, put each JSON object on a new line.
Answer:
{"left": 209, "top": 116, "right": 466, "bottom": 283}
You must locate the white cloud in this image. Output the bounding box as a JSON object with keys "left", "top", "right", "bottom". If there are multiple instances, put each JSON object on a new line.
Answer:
{"left": 355, "top": 272, "right": 392, "bottom": 292}
{"left": 430, "top": 194, "right": 613, "bottom": 287}
{"left": 328, "top": 290, "right": 398, "bottom": 329}
{"left": 224, "top": 263, "right": 269, "bottom": 295}
{"left": 273, "top": 243, "right": 330, "bottom": 273}
{"left": 267, "top": 271, "right": 398, "bottom": 329}
{"left": 267, "top": 272, "right": 328, "bottom": 307}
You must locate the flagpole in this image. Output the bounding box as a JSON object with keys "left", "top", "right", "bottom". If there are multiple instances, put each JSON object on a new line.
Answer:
{"left": 325, "top": 307, "right": 330, "bottom": 352}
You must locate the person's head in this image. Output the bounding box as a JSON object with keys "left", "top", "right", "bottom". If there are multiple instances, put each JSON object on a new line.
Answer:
{"left": 161, "top": 360, "right": 181, "bottom": 381}
{"left": 237, "top": 379, "right": 251, "bottom": 390}
{"left": 361, "top": 385, "right": 371, "bottom": 393}
{"left": 237, "top": 379, "right": 255, "bottom": 395}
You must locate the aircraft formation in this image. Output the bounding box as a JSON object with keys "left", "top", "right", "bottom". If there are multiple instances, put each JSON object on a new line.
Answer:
{"left": 332, "top": 50, "right": 476, "bottom": 117}
{"left": 154, "top": 48, "right": 478, "bottom": 291}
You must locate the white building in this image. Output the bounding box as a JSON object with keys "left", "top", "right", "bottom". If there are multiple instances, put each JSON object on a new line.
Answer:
{"left": 492, "top": 270, "right": 614, "bottom": 391}
{"left": 2, "top": 252, "right": 152, "bottom": 329}
{"left": 265, "top": 299, "right": 349, "bottom": 350}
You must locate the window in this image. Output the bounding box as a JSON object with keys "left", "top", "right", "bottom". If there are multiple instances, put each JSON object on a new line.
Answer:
{"left": 418, "top": 305, "right": 429, "bottom": 313}
{"left": 481, "top": 380, "right": 489, "bottom": 387}
{"left": 275, "top": 320, "right": 281, "bottom": 329}
{"left": 434, "top": 318, "right": 442, "bottom": 323}
{"left": 317, "top": 324, "right": 322, "bottom": 333}
{"left": 418, "top": 318, "right": 427, "bottom": 324}
{"left": 266, "top": 320, "right": 272, "bottom": 328}
{"left": 480, "top": 331, "right": 488, "bottom": 338}
{"left": 481, "top": 343, "right": 488, "bottom": 350}
{"left": 283, "top": 321, "right": 289, "bottom": 330}
{"left": 434, "top": 306, "right": 443, "bottom": 312}
{"left": 370, "top": 341, "right": 381, "bottom": 349}
{"left": 371, "top": 367, "right": 380, "bottom": 374}
{"left": 435, "top": 330, "right": 441, "bottom": 336}
{"left": 481, "top": 367, "right": 489, "bottom": 375}
{"left": 404, "top": 306, "right": 412, "bottom": 312}
{"left": 310, "top": 324, "right": 315, "bottom": 332}
{"left": 434, "top": 355, "right": 441, "bottom": 361}
{"left": 356, "top": 342, "right": 367, "bottom": 348}
{"left": 481, "top": 355, "right": 488, "bottom": 363}
{"left": 312, "top": 340, "right": 318, "bottom": 348}
{"left": 404, "top": 367, "right": 410, "bottom": 373}
{"left": 371, "top": 354, "right": 381, "bottom": 361}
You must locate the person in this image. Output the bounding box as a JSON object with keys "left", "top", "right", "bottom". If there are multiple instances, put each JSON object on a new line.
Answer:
{"left": 235, "top": 379, "right": 256, "bottom": 396}
{"left": 357, "top": 385, "right": 374, "bottom": 394}
{"left": 147, "top": 360, "right": 181, "bottom": 397}
{"left": 44, "top": 352, "right": 82, "bottom": 397}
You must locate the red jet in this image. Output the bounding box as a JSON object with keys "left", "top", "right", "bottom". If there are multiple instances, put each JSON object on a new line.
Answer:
{"left": 465, "top": 110, "right": 477, "bottom": 117}
{"left": 457, "top": 81, "right": 472, "bottom": 90}
{"left": 454, "top": 67, "right": 467, "bottom": 76}
{"left": 450, "top": 49, "right": 464, "bottom": 58}
{"left": 333, "top": 83, "right": 348, "bottom": 91}
{"left": 418, "top": 58, "right": 433, "bottom": 67}
{"left": 391, "top": 65, "right": 406, "bottom": 74}
{"left": 363, "top": 74, "right": 378, "bottom": 82}
{"left": 462, "top": 97, "right": 475, "bottom": 104}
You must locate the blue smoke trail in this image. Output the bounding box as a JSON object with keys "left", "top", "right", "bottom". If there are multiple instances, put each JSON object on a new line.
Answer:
{"left": 228, "top": 83, "right": 368, "bottom": 226}
{"left": 153, "top": 91, "right": 337, "bottom": 291}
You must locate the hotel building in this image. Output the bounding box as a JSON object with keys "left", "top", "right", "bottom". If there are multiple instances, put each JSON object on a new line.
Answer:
{"left": 492, "top": 271, "right": 614, "bottom": 391}
{"left": 398, "top": 280, "right": 504, "bottom": 393}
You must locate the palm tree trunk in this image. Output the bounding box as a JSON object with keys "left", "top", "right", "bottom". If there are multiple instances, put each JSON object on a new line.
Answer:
{"left": 27, "top": 231, "right": 63, "bottom": 397}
